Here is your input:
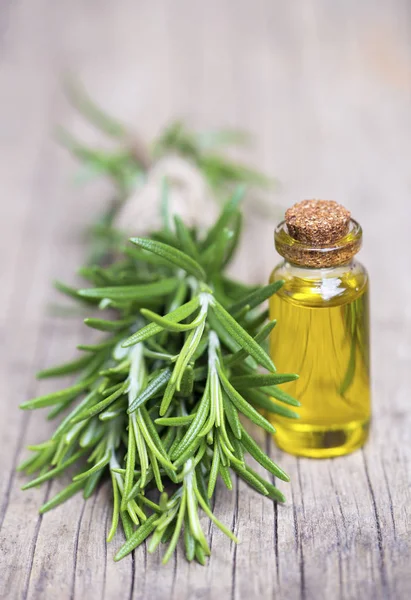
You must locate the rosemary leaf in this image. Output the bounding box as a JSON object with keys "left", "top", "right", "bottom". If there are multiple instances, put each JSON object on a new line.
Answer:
{"left": 211, "top": 301, "right": 275, "bottom": 371}
{"left": 130, "top": 238, "right": 206, "bottom": 281}
{"left": 37, "top": 354, "right": 93, "bottom": 379}
{"left": 78, "top": 279, "right": 177, "bottom": 301}
{"left": 20, "top": 379, "right": 93, "bottom": 410}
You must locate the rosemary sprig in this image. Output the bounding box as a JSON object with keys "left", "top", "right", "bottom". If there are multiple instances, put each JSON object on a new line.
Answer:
{"left": 20, "top": 188, "right": 299, "bottom": 565}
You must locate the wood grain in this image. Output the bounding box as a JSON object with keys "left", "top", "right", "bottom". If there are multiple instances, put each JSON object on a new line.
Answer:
{"left": 1, "top": 1, "right": 410, "bottom": 598}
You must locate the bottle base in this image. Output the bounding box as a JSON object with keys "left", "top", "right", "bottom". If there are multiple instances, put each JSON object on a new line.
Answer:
{"left": 273, "top": 419, "right": 370, "bottom": 458}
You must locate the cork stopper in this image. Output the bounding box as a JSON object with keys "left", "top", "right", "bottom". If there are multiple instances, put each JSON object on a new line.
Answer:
{"left": 275, "top": 199, "right": 362, "bottom": 268}
{"left": 285, "top": 200, "right": 351, "bottom": 246}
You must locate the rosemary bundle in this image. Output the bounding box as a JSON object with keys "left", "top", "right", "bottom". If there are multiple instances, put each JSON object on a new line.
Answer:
{"left": 19, "top": 193, "right": 299, "bottom": 563}
{"left": 19, "top": 88, "right": 299, "bottom": 565}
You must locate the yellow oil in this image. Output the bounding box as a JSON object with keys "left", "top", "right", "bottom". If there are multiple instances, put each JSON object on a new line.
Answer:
{"left": 269, "top": 262, "right": 371, "bottom": 458}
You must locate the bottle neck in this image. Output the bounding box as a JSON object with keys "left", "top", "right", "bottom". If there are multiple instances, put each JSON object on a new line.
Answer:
{"left": 281, "top": 258, "right": 356, "bottom": 277}
{"left": 274, "top": 219, "right": 362, "bottom": 269}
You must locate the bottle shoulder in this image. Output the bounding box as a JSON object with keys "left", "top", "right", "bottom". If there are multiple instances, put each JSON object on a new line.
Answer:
{"left": 270, "top": 260, "right": 369, "bottom": 308}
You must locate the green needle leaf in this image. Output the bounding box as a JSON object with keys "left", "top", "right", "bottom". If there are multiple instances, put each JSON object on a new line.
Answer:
{"left": 229, "top": 280, "right": 284, "bottom": 314}
{"left": 232, "top": 464, "right": 269, "bottom": 496}
{"left": 73, "top": 453, "right": 111, "bottom": 482}
{"left": 140, "top": 307, "right": 205, "bottom": 332}
{"left": 128, "top": 368, "right": 172, "bottom": 414}
{"left": 136, "top": 409, "right": 175, "bottom": 471}
{"left": 200, "top": 227, "right": 233, "bottom": 274}
{"left": 155, "top": 415, "right": 195, "bottom": 426}
{"left": 78, "top": 278, "right": 177, "bottom": 301}
{"left": 240, "top": 428, "right": 289, "bottom": 482}
{"left": 21, "top": 450, "right": 86, "bottom": 490}
{"left": 40, "top": 480, "right": 85, "bottom": 513}
{"left": 107, "top": 472, "right": 121, "bottom": 542}
{"left": 221, "top": 211, "right": 243, "bottom": 268}
{"left": 36, "top": 354, "right": 93, "bottom": 379}
{"left": 120, "top": 511, "right": 135, "bottom": 541}
{"left": 20, "top": 379, "right": 93, "bottom": 410}
{"left": 114, "top": 514, "right": 159, "bottom": 561}
{"left": 159, "top": 379, "right": 177, "bottom": 418}
{"left": 54, "top": 280, "right": 96, "bottom": 303}
{"left": 211, "top": 301, "right": 275, "bottom": 372}
{"left": 129, "top": 238, "right": 206, "bottom": 281}
{"left": 217, "top": 364, "right": 275, "bottom": 434}
{"left": 261, "top": 385, "right": 301, "bottom": 407}
{"left": 162, "top": 491, "right": 187, "bottom": 564}
{"left": 122, "top": 297, "right": 200, "bottom": 347}
{"left": 72, "top": 383, "right": 127, "bottom": 422}
{"left": 184, "top": 516, "right": 196, "bottom": 561}
{"left": 83, "top": 469, "right": 105, "bottom": 499}
{"left": 243, "top": 466, "right": 286, "bottom": 503}
{"left": 77, "top": 332, "right": 125, "bottom": 352}
{"left": 207, "top": 445, "right": 220, "bottom": 498}
{"left": 218, "top": 463, "right": 233, "bottom": 489}
{"left": 223, "top": 320, "right": 277, "bottom": 367}
{"left": 201, "top": 186, "right": 245, "bottom": 249}
{"left": 231, "top": 373, "right": 298, "bottom": 388}
{"left": 246, "top": 388, "right": 300, "bottom": 419}
{"left": 174, "top": 215, "right": 200, "bottom": 260}
{"left": 171, "top": 382, "right": 210, "bottom": 460}
{"left": 84, "top": 316, "right": 135, "bottom": 332}
{"left": 195, "top": 487, "right": 238, "bottom": 543}
{"left": 169, "top": 320, "right": 206, "bottom": 391}
{"left": 222, "top": 393, "right": 242, "bottom": 439}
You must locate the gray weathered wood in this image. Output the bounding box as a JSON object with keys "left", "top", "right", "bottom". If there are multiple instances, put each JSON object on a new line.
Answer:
{"left": 0, "top": 0, "right": 410, "bottom": 598}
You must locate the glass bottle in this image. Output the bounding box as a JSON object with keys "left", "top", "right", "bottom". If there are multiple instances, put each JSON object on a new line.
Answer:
{"left": 269, "top": 200, "right": 371, "bottom": 458}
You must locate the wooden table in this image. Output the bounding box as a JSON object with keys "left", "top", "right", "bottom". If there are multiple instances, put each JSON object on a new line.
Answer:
{"left": 1, "top": 1, "right": 410, "bottom": 598}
